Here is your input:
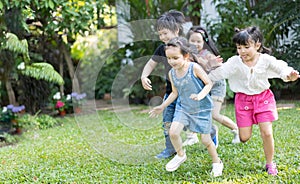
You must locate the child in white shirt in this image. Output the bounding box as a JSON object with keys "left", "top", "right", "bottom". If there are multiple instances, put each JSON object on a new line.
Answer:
{"left": 208, "top": 26, "right": 299, "bottom": 176}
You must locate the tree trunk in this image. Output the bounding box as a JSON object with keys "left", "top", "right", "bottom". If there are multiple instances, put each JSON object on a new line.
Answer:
{"left": 188, "top": 0, "right": 202, "bottom": 25}
{"left": 59, "top": 53, "right": 64, "bottom": 95}
{"left": 5, "top": 79, "right": 16, "bottom": 105}
{"left": 61, "top": 43, "right": 80, "bottom": 93}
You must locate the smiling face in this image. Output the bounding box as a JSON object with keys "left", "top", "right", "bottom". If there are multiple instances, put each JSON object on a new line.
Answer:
{"left": 188, "top": 32, "right": 204, "bottom": 52}
{"left": 158, "top": 28, "right": 179, "bottom": 44}
{"left": 165, "top": 46, "right": 187, "bottom": 70}
{"left": 236, "top": 40, "right": 261, "bottom": 63}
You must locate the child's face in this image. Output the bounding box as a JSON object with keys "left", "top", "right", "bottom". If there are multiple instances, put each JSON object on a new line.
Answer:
{"left": 158, "top": 28, "right": 178, "bottom": 44}
{"left": 188, "top": 32, "right": 204, "bottom": 52}
{"left": 166, "top": 46, "right": 187, "bottom": 70}
{"left": 236, "top": 40, "right": 261, "bottom": 62}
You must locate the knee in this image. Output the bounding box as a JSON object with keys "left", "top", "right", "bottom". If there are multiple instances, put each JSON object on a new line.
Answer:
{"left": 212, "top": 113, "right": 223, "bottom": 123}
{"left": 260, "top": 130, "right": 273, "bottom": 139}
{"left": 169, "top": 129, "right": 179, "bottom": 139}
{"left": 240, "top": 135, "right": 251, "bottom": 143}
{"left": 201, "top": 135, "right": 211, "bottom": 147}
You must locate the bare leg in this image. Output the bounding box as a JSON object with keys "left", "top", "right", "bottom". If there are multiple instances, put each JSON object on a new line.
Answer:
{"left": 239, "top": 126, "right": 252, "bottom": 143}
{"left": 169, "top": 121, "right": 185, "bottom": 156}
{"left": 212, "top": 100, "right": 238, "bottom": 130}
{"left": 258, "top": 122, "right": 274, "bottom": 164}
{"left": 201, "top": 134, "right": 220, "bottom": 163}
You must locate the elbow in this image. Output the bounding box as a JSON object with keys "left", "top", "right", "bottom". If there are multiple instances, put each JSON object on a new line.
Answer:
{"left": 208, "top": 82, "right": 213, "bottom": 90}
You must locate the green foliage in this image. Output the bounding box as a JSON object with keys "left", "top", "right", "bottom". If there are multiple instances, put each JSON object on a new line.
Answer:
{"left": 0, "top": 132, "right": 19, "bottom": 144}
{"left": 20, "top": 63, "right": 64, "bottom": 85}
{"left": 36, "top": 114, "right": 59, "bottom": 129}
{"left": 0, "top": 0, "right": 115, "bottom": 111}
{"left": 126, "top": 0, "right": 186, "bottom": 20}
{"left": 3, "top": 33, "right": 29, "bottom": 61}
{"left": 18, "top": 113, "right": 59, "bottom": 130}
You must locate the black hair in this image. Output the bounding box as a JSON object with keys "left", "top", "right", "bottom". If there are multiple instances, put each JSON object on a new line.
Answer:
{"left": 233, "top": 26, "right": 271, "bottom": 54}
{"left": 186, "top": 26, "right": 220, "bottom": 56}
{"left": 156, "top": 10, "right": 186, "bottom": 36}
{"left": 165, "top": 36, "right": 199, "bottom": 63}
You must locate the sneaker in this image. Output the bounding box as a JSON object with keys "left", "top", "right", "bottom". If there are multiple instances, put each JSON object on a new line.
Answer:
{"left": 211, "top": 125, "right": 219, "bottom": 148}
{"left": 155, "top": 148, "right": 176, "bottom": 159}
{"left": 231, "top": 129, "right": 240, "bottom": 144}
{"left": 211, "top": 161, "right": 223, "bottom": 177}
{"left": 266, "top": 163, "right": 278, "bottom": 176}
{"left": 183, "top": 132, "right": 199, "bottom": 146}
{"left": 166, "top": 152, "right": 187, "bottom": 172}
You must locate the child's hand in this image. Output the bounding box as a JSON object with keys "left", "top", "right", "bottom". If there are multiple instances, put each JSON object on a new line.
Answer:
{"left": 149, "top": 105, "right": 164, "bottom": 118}
{"left": 215, "top": 55, "right": 223, "bottom": 63}
{"left": 141, "top": 77, "right": 152, "bottom": 90}
{"left": 287, "top": 70, "right": 300, "bottom": 81}
{"left": 190, "top": 93, "right": 203, "bottom": 101}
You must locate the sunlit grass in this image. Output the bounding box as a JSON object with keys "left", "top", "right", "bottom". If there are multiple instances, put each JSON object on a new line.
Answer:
{"left": 0, "top": 102, "right": 299, "bottom": 183}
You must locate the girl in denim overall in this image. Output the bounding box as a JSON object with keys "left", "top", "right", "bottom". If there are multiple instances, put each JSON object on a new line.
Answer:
{"left": 150, "top": 37, "right": 223, "bottom": 177}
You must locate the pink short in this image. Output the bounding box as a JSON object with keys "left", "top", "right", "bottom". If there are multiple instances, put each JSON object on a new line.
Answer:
{"left": 235, "top": 89, "right": 278, "bottom": 127}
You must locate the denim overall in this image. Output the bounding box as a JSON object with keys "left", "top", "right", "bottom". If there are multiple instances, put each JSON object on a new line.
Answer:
{"left": 171, "top": 62, "right": 213, "bottom": 134}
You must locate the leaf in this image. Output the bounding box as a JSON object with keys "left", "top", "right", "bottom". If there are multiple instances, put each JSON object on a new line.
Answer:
{"left": 4, "top": 33, "right": 29, "bottom": 55}
{"left": 49, "top": 0, "right": 54, "bottom": 9}
{"left": 20, "top": 63, "right": 64, "bottom": 85}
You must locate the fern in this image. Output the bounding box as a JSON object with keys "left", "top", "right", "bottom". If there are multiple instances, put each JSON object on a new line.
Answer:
{"left": 3, "top": 32, "right": 30, "bottom": 61}
{"left": 20, "top": 63, "right": 64, "bottom": 85}
{"left": 2, "top": 33, "right": 64, "bottom": 85}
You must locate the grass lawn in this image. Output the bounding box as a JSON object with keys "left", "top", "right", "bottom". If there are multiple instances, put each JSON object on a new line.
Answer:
{"left": 0, "top": 101, "right": 299, "bottom": 183}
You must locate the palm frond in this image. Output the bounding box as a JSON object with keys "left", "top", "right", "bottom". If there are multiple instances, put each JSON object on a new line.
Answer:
{"left": 20, "top": 62, "right": 64, "bottom": 85}
{"left": 3, "top": 32, "right": 30, "bottom": 61}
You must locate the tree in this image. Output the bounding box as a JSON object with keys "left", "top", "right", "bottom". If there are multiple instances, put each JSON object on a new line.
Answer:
{"left": 0, "top": 0, "right": 114, "bottom": 112}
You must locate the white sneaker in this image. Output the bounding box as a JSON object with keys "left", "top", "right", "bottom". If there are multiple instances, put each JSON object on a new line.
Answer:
{"left": 183, "top": 132, "right": 199, "bottom": 146}
{"left": 231, "top": 129, "right": 240, "bottom": 144}
{"left": 211, "top": 161, "right": 224, "bottom": 177}
{"left": 166, "top": 152, "right": 187, "bottom": 172}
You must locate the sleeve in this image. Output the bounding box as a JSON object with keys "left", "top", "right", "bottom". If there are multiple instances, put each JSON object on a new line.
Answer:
{"left": 151, "top": 44, "right": 165, "bottom": 63}
{"left": 208, "top": 56, "right": 238, "bottom": 82}
{"left": 266, "top": 55, "right": 294, "bottom": 81}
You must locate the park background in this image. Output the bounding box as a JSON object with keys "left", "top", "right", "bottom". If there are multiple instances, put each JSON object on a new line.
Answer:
{"left": 0, "top": 0, "right": 299, "bottom": 183}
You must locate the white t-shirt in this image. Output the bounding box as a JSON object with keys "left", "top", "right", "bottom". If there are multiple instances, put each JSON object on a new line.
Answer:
{"left": 208, "top": 54, "right": 294, "bottom": 95}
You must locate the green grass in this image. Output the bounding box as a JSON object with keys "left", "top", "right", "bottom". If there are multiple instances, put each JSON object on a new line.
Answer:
{"left": 0, "top": 102, "right": 299, "bottom": 183}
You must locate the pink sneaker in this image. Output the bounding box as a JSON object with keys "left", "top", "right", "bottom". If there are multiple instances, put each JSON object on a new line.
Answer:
{"left": 266, "top": 163, "right": 278, "bottom": 176}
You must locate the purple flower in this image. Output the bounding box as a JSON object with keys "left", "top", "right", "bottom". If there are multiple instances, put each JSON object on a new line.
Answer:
{"left": 75, "top": 93, "right": 86, "bottom": 100}
{"left": 12, "top": 106, "right": 25, "bottom": 113}
{"left": 7, "top": 104, "right": 14, "bottom": 109}
{"left": 20, "top": 105, "right": 25, "bottom": 111}
{"left": 12, "top": 107, "right": 20, "bottom": 113}
{"left": 71, "top": 92, "right": 78, "bottom": 97}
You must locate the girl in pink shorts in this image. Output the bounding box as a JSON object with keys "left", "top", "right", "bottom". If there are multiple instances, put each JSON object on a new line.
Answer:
{"left": 208, "top": 26, "right": 299, "bottom": 176}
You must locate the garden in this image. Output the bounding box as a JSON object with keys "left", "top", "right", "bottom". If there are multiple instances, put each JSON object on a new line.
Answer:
{"left": 0, "top": 0, "right": 299, "bottom": 183}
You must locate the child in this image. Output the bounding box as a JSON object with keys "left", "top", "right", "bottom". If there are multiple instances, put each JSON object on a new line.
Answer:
{"left": 183, "top": 26, "right": 240, "bottom": 146}
{"left": 208, "top": 26, "right": 299, "bottom": 175}
{"left": 141, "top": 11, "right": 218, "bottom": 159}
{"left": 149, "top": 37, "right": 223, "bottom": 177}
{"left": 141, "top": 10, "right": 186, "bottom": 159}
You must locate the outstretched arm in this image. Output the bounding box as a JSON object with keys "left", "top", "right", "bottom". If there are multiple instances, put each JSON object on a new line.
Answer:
{"left": 149, "top": 72, "right": 178, "bottom": 117}
{"left": 190, "top": 64, "right": 213, "bottom": 101}
{"left": 141, "top": 59, "right": 158, "bottom": 90}
{"left": 287, "top": 70, "right": 300, "bottom": 81}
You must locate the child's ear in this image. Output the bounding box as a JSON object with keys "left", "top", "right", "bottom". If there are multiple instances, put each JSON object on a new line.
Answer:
{"left": 255, "top": 42, "right": 262, "bottom": 50}
{"left": 175, "top": 28, "right": 180, "bottom": 36}
{"left": 183, "top": 53, "right": 190, "bottom": 59}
